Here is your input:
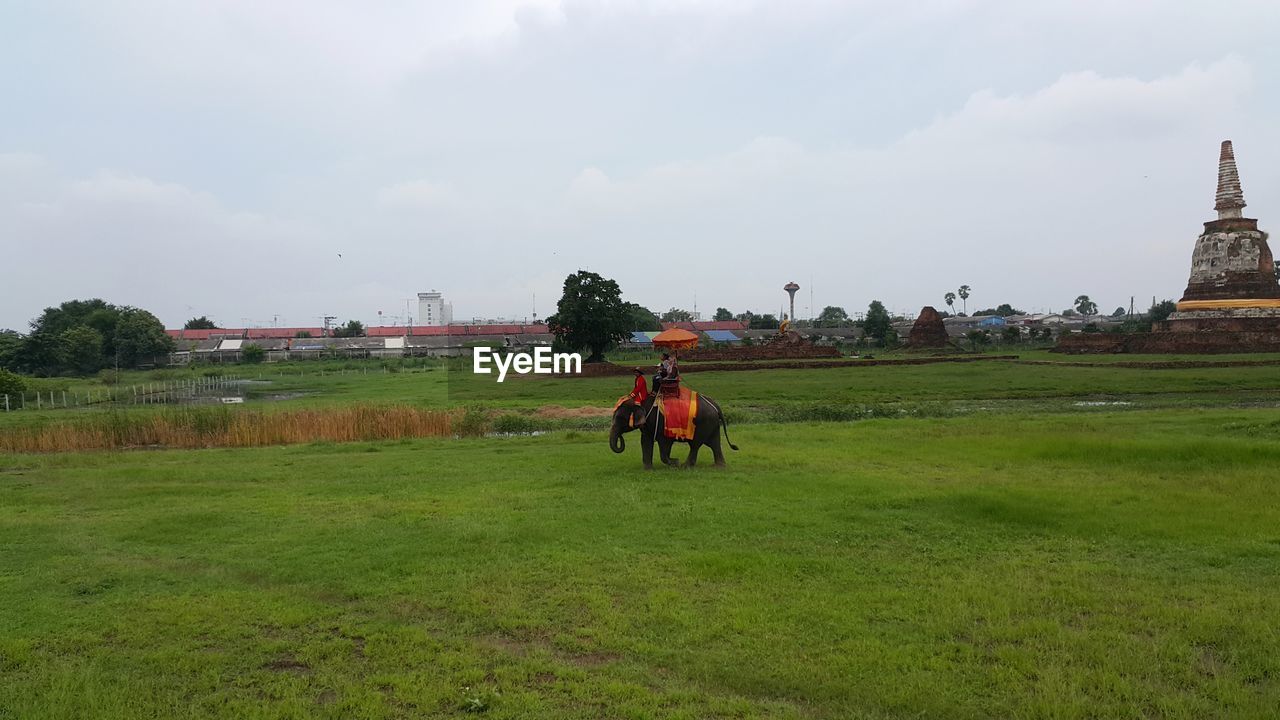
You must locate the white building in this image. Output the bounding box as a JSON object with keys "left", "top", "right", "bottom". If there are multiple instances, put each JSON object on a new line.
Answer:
{"left": 417, "top": 291, "right": 453, "bottom": 327}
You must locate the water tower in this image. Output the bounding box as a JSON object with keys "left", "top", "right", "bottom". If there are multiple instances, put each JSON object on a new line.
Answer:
{"left": 783, "top": 281, "right": 800, "bottom": 321}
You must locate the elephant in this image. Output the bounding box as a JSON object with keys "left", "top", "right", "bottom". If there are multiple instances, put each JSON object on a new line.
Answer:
{"left": 609, "top": 392, "right": 739, "bottom": 469}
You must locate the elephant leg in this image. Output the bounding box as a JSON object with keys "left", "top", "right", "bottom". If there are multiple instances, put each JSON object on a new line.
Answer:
{"left": 685, "top": 443, "right": 701, "bottom": 468}
{"left": 710, "top": 435, "right": 726, "bottom": 466}
{"left": 658, "top": 438, "right": 678, "bottom": 466}
{"left": 641, "top": 434, "right": 655, "bottom": 470}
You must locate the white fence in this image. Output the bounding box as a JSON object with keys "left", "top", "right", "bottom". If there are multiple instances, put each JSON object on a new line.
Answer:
{"left": 2, "top": 375, "right": 241, "bottom": 412}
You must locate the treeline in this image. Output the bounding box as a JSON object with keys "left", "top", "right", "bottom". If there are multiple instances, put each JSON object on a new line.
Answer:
{"left": 0, "top": 299, "right": 174, "bottom": 377}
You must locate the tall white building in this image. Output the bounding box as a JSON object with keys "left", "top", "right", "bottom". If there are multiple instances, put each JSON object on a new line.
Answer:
{"left": 417, "top": 291, "right": 453, "bottom": 327}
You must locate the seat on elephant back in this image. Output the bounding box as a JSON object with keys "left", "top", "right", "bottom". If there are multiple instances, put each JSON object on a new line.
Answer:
{"left": 657, "top": 377, "right": 682, "bottom": 395}
{"left": 657, "top": 384, "right": 698, "bottom": 441}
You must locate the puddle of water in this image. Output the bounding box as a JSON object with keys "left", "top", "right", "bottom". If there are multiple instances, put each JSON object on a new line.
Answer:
{"left": 484, "top": 431, "right": 548, "bottom": 438}
{"left": 1072, "top": 401, "right": 1134, "bottom": 407}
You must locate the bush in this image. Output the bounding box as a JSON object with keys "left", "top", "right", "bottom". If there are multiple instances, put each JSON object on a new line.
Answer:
{"left": 453, "top": 407, "right": 491, "bottom": 437}
{"left": 491, "top": 413, "right": 540, "bottom": 435}
{"left": 241, "top": 344, "right": 266, "bottom": 363}
{"left": 0, "top": 369, "right": 25, "bottom": 397}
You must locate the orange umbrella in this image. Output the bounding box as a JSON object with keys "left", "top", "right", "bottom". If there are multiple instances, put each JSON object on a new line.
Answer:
{"left": 651, "top": 328, "right": 699, "bottom": 351}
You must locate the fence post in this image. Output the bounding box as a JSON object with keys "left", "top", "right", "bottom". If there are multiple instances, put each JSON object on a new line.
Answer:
{"left": 3, "top": 394, "right": 7, "bottom": 412}
{"left": 63, "top": 390, "right": 68, "bottom": 408}
{"left": 37, "top": 393, "right": 42, "bottom": 410}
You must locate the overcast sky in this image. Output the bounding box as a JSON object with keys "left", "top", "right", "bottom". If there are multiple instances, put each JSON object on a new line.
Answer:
{"left": 3, "top": 0, "right": 1279, "bottom": 329}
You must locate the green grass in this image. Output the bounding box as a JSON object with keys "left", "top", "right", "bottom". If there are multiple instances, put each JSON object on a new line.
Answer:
{"left": 3, "top": 409, "right": 1280, "bottom": 718}
{"left": 5, "top": 357, "right": 1280, "bottom": 717}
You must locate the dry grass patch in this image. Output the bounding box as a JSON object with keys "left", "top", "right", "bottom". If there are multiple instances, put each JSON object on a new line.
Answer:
{"left": 0, "top": 404, "right": 456, "bottom": 452}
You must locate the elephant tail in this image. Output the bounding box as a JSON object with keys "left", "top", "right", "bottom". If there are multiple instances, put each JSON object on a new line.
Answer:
{"left": 720, "top": 412, "right": 739, "bottom": 451}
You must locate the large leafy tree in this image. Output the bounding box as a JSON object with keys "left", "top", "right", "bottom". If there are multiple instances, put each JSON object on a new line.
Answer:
{"left": 184, "top": 316, "right": 218, "bottom": 330}
{"left": 625, "top": 303, "right": 661, "bottom": 332}
{"left": 748, "top": 314, "right": 780, "bottom": 330}
{"left": 546, "top": 271, "right": 632, "bottom": 362}
{"left": 0, "top": 330, "right": 22, "bottom": 371}
{"left": 957, "top": 285, "right": 971, "bottom": 315}
{"left": 713, "top": 307, "right": 733, "bottom": 321}
{"left": 660, "top": 308, "right": 693, "bottom": 323}
{"left": 61, "top": 326, "right": 106, "bottom": 375}
{"left": 944, "top": 292, "right": 956, "bottom": 315}
{"left": 815, "top": 306, "right": 851, "bottom": 327}
{"left": 11, "top": 299, "right": 173, "bottom": 374}
{"left": 862, "top": 300, "right": 893, "bottom": 346}
{"left": 112, "top": 308, "right": 175, "bottom": 368}
{"left": 1074, "top": 295, "right": 1098, "bottom": 316}
{"left": 1148, "top": 300, "right": 1177, "bottom": 324}
{"left": 21, "top": 299, "right": 117, "bottom": 374}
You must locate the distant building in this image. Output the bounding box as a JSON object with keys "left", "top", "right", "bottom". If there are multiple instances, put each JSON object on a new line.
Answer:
{"left": 417, "top": 291, "right": 453, "bottom": 327}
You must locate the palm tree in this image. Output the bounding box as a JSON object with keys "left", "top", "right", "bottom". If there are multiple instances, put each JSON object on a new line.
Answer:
{"left": 944, "top": 292, "right": 956, "bottom": 315}
{"left": 958, "top": 285, "right": 971, "bottom": 315}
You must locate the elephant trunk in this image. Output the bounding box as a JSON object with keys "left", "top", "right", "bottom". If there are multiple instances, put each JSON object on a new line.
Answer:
{"left": 609, "top": 426, "right": 625, "bottom": 453}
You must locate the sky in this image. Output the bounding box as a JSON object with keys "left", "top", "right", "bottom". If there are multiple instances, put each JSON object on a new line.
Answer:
{"left": 2, "top": 0, "right": 1279, "bottom": 330}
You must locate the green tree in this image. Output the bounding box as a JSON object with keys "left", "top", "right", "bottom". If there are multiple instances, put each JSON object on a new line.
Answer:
{"left": 113, "top": 308, "right": 175, "bottom": 368}
{"left": 973, "top": 304, "right": 1024, "bottom": 317}
{"left": 748, "top": 314, "right": 780, "bottom": 330}
{"left": 0, "top": 368, "right": 25, "bottom": 398}
{"left": 241, "top": 343, "right": 266, "bottom": 363}
{"left": 1000, "top": 326, "right": 1021, "bottom": 344}
{"left": 862, "top": 300, "right": 893, "bottom": 346}
{"left": 625, "top": 303, "right": 661, "bottom": 332}
{"left": 1111, "top": 306, "right": 1127, "bottom": 317}
{"left": 957, "top": 285, "right": 971, "bottom": 315}
{"left": 184, "top": 316, "right": 218, "bottom": 330}
{"left": 21, "top": 299, "right": 119, "bottom": 375}
{"left": 1148, "top": 300, "right": 1177, "bottom": 324}
{"left": 60, "top": 326, "right": 105, "bottom": 374}
{"left": 734, "top": 310, "right": 756, "bottom": 326}
{"left": 966, "top": 329, "right": 990, "bottom": 347}
{"left": 713, "top": 307, "right": 733, "bottom": 321}
{"left": 331, "top": 320, "right": 366, "bottom": 338}
{"left": 545, "top": 270, "right": 632, "bottom": 362}
{"left": 944, "top": 292, "right": 956, "bottom": 315}
{"left": 1074, "top": 295, "right": 1098, "bottom": 316}
{"left": 815, "top": 306, "right": 851, "bottom": 327}
{"left": 660, "top": 308, "right": 693, "bottom": 323}
{"left": 0, "top": 330, "right": 22, "bottom": 371}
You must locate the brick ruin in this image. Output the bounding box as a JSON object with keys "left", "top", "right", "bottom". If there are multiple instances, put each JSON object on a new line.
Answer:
{"left": 1056, "top": 140, "right": 1280, "bottom": 354}
{"left": 1166, "top": 140, "right": 1280, "bottom": 323}
{"left": 905, "top": 306, "right": 951, "bottom": 350}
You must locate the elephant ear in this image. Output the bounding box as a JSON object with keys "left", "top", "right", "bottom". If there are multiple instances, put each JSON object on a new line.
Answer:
{"left": 631, "top": 403, "right": 647, "bottom": 428}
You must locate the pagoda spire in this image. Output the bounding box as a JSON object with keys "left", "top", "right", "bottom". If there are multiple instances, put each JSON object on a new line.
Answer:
{"left": 1215, "top": 140, "right": 1246, "bottom": 219}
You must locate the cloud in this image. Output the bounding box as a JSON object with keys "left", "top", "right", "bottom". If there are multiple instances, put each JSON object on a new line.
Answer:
{"left": 376, "top": 180, "right": 463, "bottom": 210}
{"left": 541, "top": 57, "right": 1268, "bottom": 316}
{"left": 0, "top": 161, "right": 346, "bottom": 328}
{"left": 3, "top": 2, "right": 1279, "bottom": 327}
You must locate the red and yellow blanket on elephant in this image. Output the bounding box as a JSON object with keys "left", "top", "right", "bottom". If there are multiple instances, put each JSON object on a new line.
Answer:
{"left": 658, "top": 387, "right": 699, "bottom": 440}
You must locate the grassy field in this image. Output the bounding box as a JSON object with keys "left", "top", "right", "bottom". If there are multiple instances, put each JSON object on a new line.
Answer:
{"left": 3, "top": 357, "right": 1280, "bottom": 717}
